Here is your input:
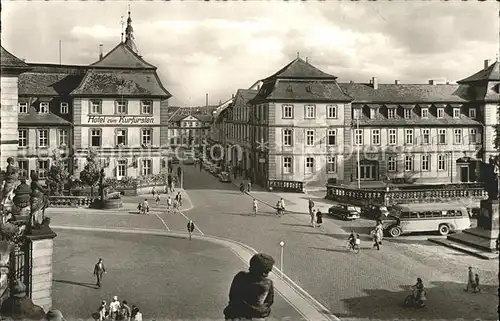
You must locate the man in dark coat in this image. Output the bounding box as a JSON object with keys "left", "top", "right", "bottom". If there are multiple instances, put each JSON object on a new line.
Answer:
{"left": 93, "top": 258, "right": 106, "bottom": 288}
{"left": 0, "top": 279, "right": 45, "bottom": 320}
{"left": 223, "top": 253, "right": 275, "bottom": 320}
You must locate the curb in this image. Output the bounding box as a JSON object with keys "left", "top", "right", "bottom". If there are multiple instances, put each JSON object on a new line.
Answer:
{"left": 428, "top": 238, "right": 499, "bottom": 260}
{"left": 52, "top": 225, "right": 338, "bottom": 321}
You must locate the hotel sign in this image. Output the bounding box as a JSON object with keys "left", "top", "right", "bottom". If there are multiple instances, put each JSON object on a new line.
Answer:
{"left": 87, "top": 116, "right": 155, "bottom": 124}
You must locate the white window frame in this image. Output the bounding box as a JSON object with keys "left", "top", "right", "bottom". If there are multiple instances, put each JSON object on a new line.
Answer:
{"left": 282, "top": 105, "right": 293, "bottom": 119}
{"left": 453, "top": 108, "right": 460, "bottom": 118}
{"left": 39, "top": 102, "right": 49, "bottom": 114}
{"left": 18, "top": 102, "right": 28, "bottom": 114}
{"left": 421, "top": 155, "right": 430, "bottom": 171}
{"left": 142, "top": 159, "right": 152, "bottom": 176}
{"left": 141, "top": 100, "right": 153, "bottom": 114}
{"left": 388, "top": 129, "right": 397, "bottom": 145}
{"left": 37, "top": 159, "right": 50, "bottom": 179}
{"left": 90, "top": 100, "right": 102, "bottom": 114}
{"left": 18, "top": 160, "right": 29, "bottom": 178}
{"left": 438, "top": 129, "right": 447, "bottom": 144}
{"left": 403, "top": 108, "right": 412, "bottom": 119}
{"left": 90, "top": 129, "right": 102, "bottom": 147}
{"left": 141, "top": 128, "right": 153, "bottom": 146}
{"left": 115, "top": 100, "right": 127, "bottom": 114}
{"left": 438, "top": 154, "right": 446, "bottom": 171}
{"left": 354, "top": 129, "right": 363, "bottom": 145}
{"left": 18, "top": 129, "right": 28, "bottom": 147}
{"left": 327, "top": 105, "right": 337, "bottom": 119}
{"left": 470, "top": 128, "right": 477, "bottom": 144}
{"left": 469, "top": 108, "right": 476, "bottom": 119}
{"left": 387, "top": 156, "right": 397, "bottom": 172}
{"left": 371, "top": 129, "right": 380, "bottom": 145}
{"left": 305, "top": 105, "right": 316, "bottom": 119}
{"left": 38, "top": 129, "right": 48, "bottom": 148}
{"left": 60, "top": 102, "right": 69, "bottom": 114}
{"left": 387, "top": 108, "right": 396, "bottom": 119}
{"left": 283, "top": 129, "right": 292, "bottom": 146}
{"left": 422, "top": 129, "right": 430, "bottom": 145}
{"left": 404, "top": 155, "right": 414, "bottom": 172}
{"left": 421, "top": 108, "right": 429, "bottom": 118}
{"left": 305, "top": 157, "right": 314, "bottom": 174}
{"left": 326, "top": 156, "right": 336, "bottom": 173}
{"left": 283, "top": 156, "right": 292, "bottom": 174}
{"left": 327, "top": 129, "right": 337, "bottom": 146}
{"left": 405, "top": 129, "right": 414, "bottom": 145}
{"left": 369, "top": 108, "right": 377, "bottom": 119}
{"left": 454, "top": 129, "right": 463, "bottom": 144}
{"left": 116, "top": 129, "right": 128, "bottom": 146}
{"left": 58, "top": 129, "right": 69, "bottom": 147}
{"left": 305, "top": 130, "right": 315, "bottom": 146}
{"left": 437, "top": 108, "right": 444, "bottom": 118}
{"left": 117, "top": 159, "right": 127, "bottom": 179}
{"left": 353, "top": 108, "right": 361, "bottom": 120}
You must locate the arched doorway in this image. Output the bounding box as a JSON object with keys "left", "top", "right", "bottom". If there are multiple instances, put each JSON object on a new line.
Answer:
{"left": 456, "top": 157, "right": 477, "bottom": 182}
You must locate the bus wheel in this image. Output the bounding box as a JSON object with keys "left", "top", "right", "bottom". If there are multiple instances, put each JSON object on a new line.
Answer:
{"left": 438, "top": 224, "right": 450, "bottom": 236}
{"left": 389, "top": 226, "right": 402, "bottom": 238}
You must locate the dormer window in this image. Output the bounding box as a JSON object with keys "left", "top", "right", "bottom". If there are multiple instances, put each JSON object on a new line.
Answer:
{"left": 60, "top": 102, "right": 69, "bottom": 114}
{"left": 39, "top": 102, "right": 49, "bottom": 114}
{"left": 421, "top": 108, "right": 429, "bottom": 118}
{"left": 403, "top": 108, "right": 412, "bottom": 119}
{"left": 369, "top": 108, "right": 377, "bottom": 119}
{"left": 353, "top": 108, "right": 361, "bottom": 120}
{"left": 18, "top": 102, "right": 28, "bottom": 114}
{"left": 437, "top": 108, "right": 444, "bottom": 118}
{"left": 453, "top": 108, "right": 460, "bottom": 118}
{"left": 387, "top": 108, "right": 396, "bottom": 119}
{"left": 469, "top": 108, "right": 476, "bottom": 119}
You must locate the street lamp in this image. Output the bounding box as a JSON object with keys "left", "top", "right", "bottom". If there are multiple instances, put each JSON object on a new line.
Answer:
{"left": 279, "top": 240, "right": 285, "bottom": 279}
{"left": 350, "top": 118, "right": 361, "bottom": 189}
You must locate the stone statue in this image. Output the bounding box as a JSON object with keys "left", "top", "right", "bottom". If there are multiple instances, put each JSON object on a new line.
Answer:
{"left": 11, "top": 177, "right": 31, "bottom": 217}
{"left": 98, "top": 168, "right": 105, "bottom": 201}
{"left": 29, "top": 172, "right": 49, "bottom": 229}
{"left": 481, "top": 158, "right": 499, "bottom": 201}
{"left": 1, "top": 157, "right": 19, "bottom": 206}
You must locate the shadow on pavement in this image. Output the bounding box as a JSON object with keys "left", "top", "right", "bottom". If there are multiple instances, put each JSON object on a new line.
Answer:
{"left": 309, "top": 246, "right": 348, "bottom": 253}
{"left": 340, "top": 280, "right": 497, "bottom": 320}
{"left": 54, "top": 279, "right": 98, "bottom": 289}
{"left": 219, "top": 212, "right": 277, "bottom": 217}
{"left": 281, "top": 223, "right": 312, "bottom": 228}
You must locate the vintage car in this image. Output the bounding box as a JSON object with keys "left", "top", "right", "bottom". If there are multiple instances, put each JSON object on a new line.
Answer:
{"left": 218, "top": 172, "right": 231, "bottom": 182}
{"left": 362, "top": 204, "right": 390, "bottom": 220}
{"left": 328, "top": 204, "right": 361, "bottom": 220}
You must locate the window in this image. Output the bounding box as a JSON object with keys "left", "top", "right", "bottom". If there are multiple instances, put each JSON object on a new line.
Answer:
{"left": 117, "top": 160, "right": 127, "bottom": 178}
{"left": 454, "top": 129, "right": 462, "bottom": 144}
{"left": 116, "top": 129, "right": 127, "bottom": 146}
{"left": 305, "top": 105, "right": 316, "bottom": 119}
{"left": 387, "top": 156, "right": 397, "bottom": 172}
{"left": 369, "top": 108, "right": 377, "bottom": 119}
{"left": 371, "top": 129, "right": 380, "bottom": 145}
{"left": 405, "top": 129, "right": 413, "bottom": 145}
{"left": 18, "top": 129, "right": 27, "bottom": 147}
{"left": 438, "top": 154, "right": 446, "bottom": 171}
{"left": 283, "top": 157, "right": 292, "bottom": 174}
{"left": 437, "top": 108, "right": 444, "bottom": 118}
{"left": 470, "top": 128, "right": 478, "bottom": 144}
{"left": 354, "top": 129, "right": 363, "bottom": 145}
{"left": 404, "top": 109, "right": 412, "bottom": 119}
{"left": 18, "top": 160, "right": 28, "bottom": 178}
{"left": 282, "top": 105, "right": 293, "bottom": 119}
{"left": 90, "top": 129, "right": 102, "bottom": 147}
{"left": 305, "top": 157, "right": 314, "bottom": 174}
{"left": 142, "top": 159, "right": 152, "bottom": 175}
{"left": 353, "top": 108, "right": 361, "bottom": 120}
{"left": 453, "top": 108, "right": 460, "bottom": 118}
{"left": 39, "top": 102, "right": 49, "bottom": 114}
{"left": 37, "top": 160, "right": 49, "bottom": 179}
{"left": 438, "top": 129, "right": 447, "bottom": 144}
{"left": 141, "top": 100, "right": 152, "bottom": 114}
{"left": 422, "top": 129, "right": 430, "bottom": 144}
{"left": 388, "top": 129, "right": 397, "bottom": 145}
{"left": 327, "top": 105, "right": 337, "bottom": 118}
{"left": 38, "top": 129, "right": 48, "bottom": 147}
{"left": 387, "top": 108, "right": 396, "bottom": 119}
{"left": 141, "top": 128, "right": 152, "bottom": 146}
{"left": 421, "top": 108, "right": 429, "bottom": 118}
{"left": 90, "top": 100, "right": 102, "bottom": 114}
{"left": 421, "top": 155, "right": 430, "bottom": 171}
{"left": 60, "top": 102, "right": 69, "bottom": 114}
{"left": 18, "top": 102, "right": 28, "bottom": 114}
{"left": 58, "top": 129, "right": 68, "bottom": 147}
{"left": 326, "top": 156, "right": 336, "bottom": 173}
{"left": 469, "top": 108, "right": 476, "bottom": 119}
{"left": 115, "top": 100, "right": 127, "bottom": 114}
{"left": 305, "top": 130, "right": 315, "bottom": 146}
{"left": 283, "top": 129, "right": 292, "bottom": 146}
{"left": 327, "top": 129, "right": 337, "bottom": 146}
{"left": 404, "top": 155, "right": 413, "bottom": 172}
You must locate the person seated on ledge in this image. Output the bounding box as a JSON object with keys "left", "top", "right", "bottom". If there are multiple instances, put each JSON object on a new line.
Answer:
{"left": 0, "top": 279, "right": 45, "bottom": 320}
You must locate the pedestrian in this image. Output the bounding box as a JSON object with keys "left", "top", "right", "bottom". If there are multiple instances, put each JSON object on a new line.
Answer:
{"left": 120, "top": 300, "right": 131, "bottom": 321}
{"left": 167, "top": 196, "right": 172, "bottom": 212}
{"left": 138, "top": 199, "right": 149, "bottom": 214}
{"left": 45, "top": 309, "right": 66, "bottom": 321}
{"left": 109, "top": 296, "right": 121, "bottom": 320}
{"left": 252, "top": 198, "right": 258, "bottom": 216}
{"left": 170, "top": 177, "right": 176, "bottom": 193}
{"left": 177, "top": 192, "right": 183, "bottom": 207}
{"left": 247, "top": 181, "right": 252, "bottom": 193}
{"left": 97, "top": 300, "right": 107, "bottom": 321}
{"left": 308, "top": 197, "right": 315, "bottom": 215}
{"left": 276, "top": 198, "right": 285, "bottom": 216}
{"left": 177, "top": 166, "right": 182, "bottom": 178}
{"left": 93, "top": 258, "right": 106, "bottom": 288}
{"left": 132, "top": 306, "right": 142, "bottom": 321}
{"left": 223, "top": 253, "right": 275, "bottom": 320}
{"left": 155, "top": 193, "right": 160, "bottom": 205}
{"left": 473, "top": 273, "right": 481, "bottom": 293}
{"left": 151, "top": 187, "right": 156, "bottom": 198}
{"left": 464, "top": 266, "right": 475, "bottom": 292}
{"left": 316, "top": 210, "right": 323, "bottom": 227}
{"left": 167, "top": 174, "right": 173, "bottom": 192}
{"left": 372, "top": 220, "right": 383, "bottom": 250}
{"left": 187, "top": 220, "right": 195, "bottom": 240}
{"left": 310, "top": 209, "right": 317, "bottom": 227}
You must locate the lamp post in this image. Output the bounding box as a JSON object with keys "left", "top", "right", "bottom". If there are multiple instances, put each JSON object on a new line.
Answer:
{"left": 351, "top": 119, "right": 361, "bottom": 189}
{"left": 279, "top": 240, "right": 285, "bottom": 279}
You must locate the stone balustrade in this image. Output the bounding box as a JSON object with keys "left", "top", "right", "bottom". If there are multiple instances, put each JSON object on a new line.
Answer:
{"left": 48, "top": 196, "right": 95, "bottom": 208}
{"left": 326, "top": 184, "right": 487, "bottom": 206}
{"left": 268, "top": 180, "right": 304, "bottom": 193}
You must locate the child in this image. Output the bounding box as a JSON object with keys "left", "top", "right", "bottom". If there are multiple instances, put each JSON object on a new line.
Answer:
{"left": 167, "top": 196, "right": 172, "bottom": 212}
{"left": 155, "top": 193, "right": 160, "bottom": 205}
{"left": 316, "top": 210, "right": 323, "bottom": 226}
{"left": 252, "top": 199, "right": 258, "bottom": 216}
{"left": 473, "top": 273, "right": 481, "bottom": 293}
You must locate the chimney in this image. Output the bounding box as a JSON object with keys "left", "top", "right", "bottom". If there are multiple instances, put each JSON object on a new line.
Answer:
{"left": 395, "top": 80, "right": 400, "bottom": 85}
{"left": 372, "top": 77, "right": 378, "bottom": 90}
{"left": 99, "top": 44, "right": 103, "bottom": 60}
{"left": 446, "top": 80, "right": 450, "bottom": 84}
{"left": 429, "top": 80, "right": 436, "bottom": 85}
{"left": 232, "top": 94, "right": 234, "bottom": 98}
{"left": 484, "top": 59, "right": 490, "bottom": 69}
{"left": 349, "top": 80, "right": 354, "bottom": 84}
{"left": 257, "top": 85, "right": 260, "bottom": 90}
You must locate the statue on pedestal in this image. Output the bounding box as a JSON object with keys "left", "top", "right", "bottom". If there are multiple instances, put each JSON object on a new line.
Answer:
{"left": 29, "top": 172, "right": 49, "bottom": 229}
{"left": 1, "top": 157, "right": 19, "bottom": 206}
{"left": 11, "top": 177, "right": 31, "bottom": 217}
{"left": 98, "top": 168, "right": 105, "bottom": 202}
{"left": 480, "top": 157, "right": 499, "bottom": 201}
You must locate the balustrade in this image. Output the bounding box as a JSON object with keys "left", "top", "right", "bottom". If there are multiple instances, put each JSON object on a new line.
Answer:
{"left": 268, "top": 180, "right": 304, "bottom": 192}
{"left": 48, "top": 196, "right": 95, "bottom": 208}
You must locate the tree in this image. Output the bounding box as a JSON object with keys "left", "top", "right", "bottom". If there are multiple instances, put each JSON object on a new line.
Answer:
{"left": 46, "top": 150, "right": 70, "bottom": 196}
{"left": 79, "top": 148, "right": 101, "bottom": 196}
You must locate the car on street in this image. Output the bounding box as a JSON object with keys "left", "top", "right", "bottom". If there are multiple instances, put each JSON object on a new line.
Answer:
{"left": 218, "top": 172, "right": 231, "bottom": 182}
{"left": 328, "top": 204, "right": 361, "bottom": 220}
{"left": 209, "top": 165, "right": 221, "bottom": 175}
{"left": 362, "top": 204, "right": 390, "bottom": 220}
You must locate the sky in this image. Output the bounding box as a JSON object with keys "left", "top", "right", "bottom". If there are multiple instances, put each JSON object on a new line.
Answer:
{"left": 2, "top": 1, "right": 499, "bottom": 107}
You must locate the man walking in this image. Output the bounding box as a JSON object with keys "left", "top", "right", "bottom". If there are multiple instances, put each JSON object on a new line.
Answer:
{"left": 93, "top": 258, "right": 106, "bottom": 288}
{"left": 310, "top": 209, "right": 317, "bottom": 228}
{"left": 247, "top": 180, "right": 252, "bottom": 193}
{"left": 187, "top": 220, "right": 195, "bottom": 240}
{"left": 176, "top": 192, "right": 183, "bottom": 207}
{"left": 167, "top": 174, "right": 173, "bottom": 193}
{"left": 308, "top": 197, "right": 315, "bottom": 216}
{"left": 464, "top": 266, "right": 475, "bottom": 292}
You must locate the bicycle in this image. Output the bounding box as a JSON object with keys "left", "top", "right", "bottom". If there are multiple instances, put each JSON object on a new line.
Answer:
{"left": 345, "top": 240, "right": 360, "bottom": 254}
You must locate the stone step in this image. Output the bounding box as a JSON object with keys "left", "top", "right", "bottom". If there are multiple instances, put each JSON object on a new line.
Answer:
{"left": 428, "top": 237, "right": 499, "bottom": 260}
{"left": 447, "top": 232, "right": 498, "bottom": 252}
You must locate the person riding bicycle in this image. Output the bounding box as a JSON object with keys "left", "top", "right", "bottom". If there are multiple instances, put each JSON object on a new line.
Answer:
{"left": 138, "top": 199, "right": 149, "bottom": 214}
{"left": 347, "top": 231, "right": 358, "bottom": 248}
{"left": 276, "top": 198, "right": 285, "bottom": 215}
{"left": 412, "top": 278, "right": 426, "bottom": 302}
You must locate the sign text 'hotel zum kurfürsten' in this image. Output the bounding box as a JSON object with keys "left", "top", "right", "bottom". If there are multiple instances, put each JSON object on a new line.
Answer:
{"left": 87, "top": 116, "right": 155, "bottom": 124}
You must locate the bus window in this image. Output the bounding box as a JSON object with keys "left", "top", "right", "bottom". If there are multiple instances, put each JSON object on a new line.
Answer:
{"left": 441, "top": 210, "right": 448, "bottom": 216}
{"left": 409, "top": 212, "right": 419, "bottom": 218}
{"left": 400, "top": 212, "right": 410, "bottom": 218}
{"left": 432, "top": 211, "right": 441, "bottom": 217}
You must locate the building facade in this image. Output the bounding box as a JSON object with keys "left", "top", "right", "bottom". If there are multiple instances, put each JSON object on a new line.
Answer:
{"left": 215, "top": 57, "right": 500, "bottom": 190}
{"left": 167, "top": 111, "right": 212, "bottom": 149}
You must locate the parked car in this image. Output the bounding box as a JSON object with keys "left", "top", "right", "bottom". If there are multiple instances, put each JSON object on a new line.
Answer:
{"left": 209, "top": 165, "right": 221, "bottom": 174}
{"left": 362, "top": 204, "right": 390, "bottom": 220}
{"left": 218, "top": 172, "right": 230, "bottom": 182}
{"left": 328, "top": 204, "right": 361, "bottom": 220}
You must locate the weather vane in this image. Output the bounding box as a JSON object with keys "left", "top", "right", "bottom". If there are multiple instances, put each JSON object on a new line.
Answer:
{"left": 120, "top": 15, "right": 125, "bottom": 42}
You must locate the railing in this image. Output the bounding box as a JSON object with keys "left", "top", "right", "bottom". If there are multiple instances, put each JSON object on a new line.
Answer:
{"left": 268, "top": 180, "right": 304, "bottom": 193}
{"left": 326, "top": 184, "right": 487, "bottom": 206}
{"left": 48, "top": 196, "right": 96, "bottom": 207}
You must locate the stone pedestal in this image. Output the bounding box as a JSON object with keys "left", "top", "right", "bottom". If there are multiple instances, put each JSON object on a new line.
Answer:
{"left": 447, "top": 199, "right": 499, "bottom": 252}
{"left": 25, "top": 225, "right": 57, "bottom": 311}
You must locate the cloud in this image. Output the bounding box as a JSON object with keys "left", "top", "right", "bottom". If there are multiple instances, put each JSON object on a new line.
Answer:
{"left": 1, "top": 1, "right": 498, "bottom": 106}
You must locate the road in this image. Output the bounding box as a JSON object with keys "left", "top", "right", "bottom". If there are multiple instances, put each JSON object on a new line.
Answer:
{"left": 176, "top": 164, "right": 498, "bottom": 320}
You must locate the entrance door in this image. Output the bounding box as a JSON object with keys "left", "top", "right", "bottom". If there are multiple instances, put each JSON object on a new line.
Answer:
{"left": 358, "top": 164, "right": 376, "bottom": 180}
{"left": 460, "top": 165, "right": 469, "bottom": 183}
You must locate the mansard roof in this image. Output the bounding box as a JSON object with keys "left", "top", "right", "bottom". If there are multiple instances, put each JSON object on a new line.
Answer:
{"left": 89, "top": 43, "right": 156, "bottom": 69}
{"left": 233, "top": 89, "right": 258, "bottom": 108}
{"left": 1, "top": 46, "right": 31, "bottom": 73}
{"left": 19, "top": 65, "right": 86, "bottom": 96}
{"left": 458, "top": 61, "right": 500, "bottom": 84}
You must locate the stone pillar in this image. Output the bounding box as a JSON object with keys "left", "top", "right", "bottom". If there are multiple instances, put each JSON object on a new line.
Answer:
{"left": 26, "top": 227, "right": 57, "bottom": 311}
{"left": 0, "top": 75, "right": 20, "bottom": 167}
